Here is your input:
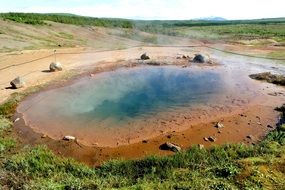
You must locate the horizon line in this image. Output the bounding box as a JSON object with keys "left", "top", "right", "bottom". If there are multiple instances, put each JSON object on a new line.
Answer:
{"left": 1, "top": 12, "right": 285, "bottom": 21}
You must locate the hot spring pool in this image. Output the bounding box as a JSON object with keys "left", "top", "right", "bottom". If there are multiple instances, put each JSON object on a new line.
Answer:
{"left": 18, "top": 65, "right": 258, "bottom": 146}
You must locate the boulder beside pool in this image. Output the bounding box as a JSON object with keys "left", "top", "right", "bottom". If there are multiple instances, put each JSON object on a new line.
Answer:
{"left": 140, "top": 53, "right": 150, "bottom": 60}
{"left": 249, "top": 72, "right": 285, "bottom": 86}
{"left": 193, "top": 54, "right": 206, "bottom": 63}
{"left": 10, "top": 76, "right": 25, "bottom": 89}
{"left": 49, "top": 62, "right": 63, "bottom": 72}
{"left": 159, "top": 142, "right": 181, "bottom": 152}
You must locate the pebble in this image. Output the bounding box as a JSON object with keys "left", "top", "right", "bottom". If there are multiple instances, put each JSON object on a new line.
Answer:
{"left": 208, "top": 136, "right": 217, "bottom": 142}
{"left": 92, "top": 142, "right": 99, "bottom": 146}
{"left": 246, "top": 135, "right": 254, "bottom": 140}
{"left": 142, "top": 140, "right": 149, "bottom": 143}
{"left": 203, "top": 137, "right": 209, "bottom": 142}
{"left": 268, "top": 92, "right": 278, "bottom": 96}
{"left": 63, "top": 136, "right": 76, "bottom": 141}
{"left": 198, "top": 144, "right": 204, "bottom": 149}
{"left": 166, "top": 135, "right": 172, "bottom": 139}
{"left": 215, "top": 122, "right": 224, "bottom": 129}
{"left": 14, "top": 118, "right": 20, "bottom": 123}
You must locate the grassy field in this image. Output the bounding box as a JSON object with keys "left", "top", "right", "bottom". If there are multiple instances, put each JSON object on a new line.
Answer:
{"left": 0, "top": 13, "right": 133, "bottom": 28}
{"left": 185, "top": 24, "right": 285, "bottom": 42}
{"left": 0, "top": 90, "right": 284, "bottom": 189}
{"left": 133, "top": 18, "right": 285, "bottom": 41}
{"left": 1, "top": 13, "right": 285, "bottom": 41}
{"left": 0, "top": 13, "right": 285, "bottom": 59}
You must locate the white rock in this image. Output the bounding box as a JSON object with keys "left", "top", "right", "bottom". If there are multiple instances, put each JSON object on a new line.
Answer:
{"left": 208, "top": 136, "right": 217, "bottom": 142}
{"left": 160, "top": 142, "right": 181, "bottom": 152}
{"left": 14, "top": 118, "right": 20, "bottom": 123}
{"left": 10, "top": 77, "right": 25, "bottom": 89}
{"left": 203, "top": 137, "right": 209, "bottom": 142}
{"left": 198, "top": 144, "right": 204, "bottom": 149}
{"left": 216, "top": 122, "right": 224, "bottom": 129}
{"left": 49, "top": 62, "right": 63, "bottom": 72}
{"left": 63, "top": 135, "right": 76, "bottom": 141}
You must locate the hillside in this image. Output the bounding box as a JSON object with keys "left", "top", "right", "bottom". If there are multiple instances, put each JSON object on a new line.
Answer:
{"left": 0, "top": 13, "right": 285, "bottom": 59}
{"left": 0, "top": 17, "right": 196, "bottom": 53}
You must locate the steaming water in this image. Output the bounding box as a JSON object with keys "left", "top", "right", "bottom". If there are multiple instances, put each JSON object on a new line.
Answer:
{"left": 19, "top": 66, "right": 228, "bottom": 126}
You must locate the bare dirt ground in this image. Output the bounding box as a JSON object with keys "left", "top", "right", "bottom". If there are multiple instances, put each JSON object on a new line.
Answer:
{"left": 1, "top": 20, "right": 285, "bottom": 166}
{"left": 0, "top": 45, "right": 210, "bottom": 103}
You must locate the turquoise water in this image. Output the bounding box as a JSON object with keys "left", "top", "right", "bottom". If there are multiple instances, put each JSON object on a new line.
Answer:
{"left": 83, "top": 67, "right": 223, "bottom": 120}
{"left": 19, "top": 66, "right": 225, "bottom": 126}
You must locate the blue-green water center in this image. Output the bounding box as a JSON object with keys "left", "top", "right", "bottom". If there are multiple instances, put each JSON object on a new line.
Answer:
{"left": 21, "top": 66, "right": 224, "bottom": 122}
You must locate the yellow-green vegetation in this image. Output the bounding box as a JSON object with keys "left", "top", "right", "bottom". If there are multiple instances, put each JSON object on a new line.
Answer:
{"left": 1, "top": 13, "right": 285, "bottom": 60}
{"left": 1, "top": 13, "right": 285, "bottom": 42}
{"left": 0, "top": 117, "right": 15, "bottom": 155}
{"left": 187, "top": 24, "right": 285, "bottom": 41}
{"left": 57, "top": 32, "right": 74, "bottom": 40}
{"left": 0, "top": 90, "right": 284, "bottom": 189}
{"left": 134, "top": 18, "right": 285, "bottom": 43}
{"left": 0, "top": 13, "right": 133, "bottom": 28}
{"left": 268, "top": 50, "right": 285, "bottom": 59}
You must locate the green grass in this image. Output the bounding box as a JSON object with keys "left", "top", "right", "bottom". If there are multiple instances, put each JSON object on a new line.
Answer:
{"left": 0, "top": 117, "right": 15, "bottom": 155}
{"left": 0, "top": 117, "right": 15, "bottom": 157}
{"left": 1, "top": 13, "right": 285, "bottom": 60}
{"left": 145, "top": 23, "right": 285, "bottom": 42}
{"left": 268, "top": 50, "right": 285, "bottom": 59}
{"left": 188, "top": 24, "right": 285, "bottom": 40}
{"left": 0, "top": 90, "right": 284, "bottom": 189}
{"left": 1, "top": 133, "right": 284, "bottom": 189}
{"left": 0, "top": 93, "right": 22, "bottom": 118}
{"left": 1, "top": 13, "right": 285, "bottom": 41}
{"left": 0, "top": 116, "right": 11, "bottom": 133}
{"left": 0, "top": 13, "right": 133, "bottom": 28}
{"left": 133, "top": 18, "right": 285, "bottom": 41}
{"left": 57, "top": 32, "right": 74, "bottom": 40}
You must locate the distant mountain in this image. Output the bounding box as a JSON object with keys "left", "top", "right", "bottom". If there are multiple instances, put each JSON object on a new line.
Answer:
{"left": 193, "top": 17, "right": 227, "bottom": 21}
{"left": 47, "top": 13, "right": 80, "bottom": 17}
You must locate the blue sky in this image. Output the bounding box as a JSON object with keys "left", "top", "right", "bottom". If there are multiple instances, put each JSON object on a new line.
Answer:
{"left": 0, "top": 0, "right": 284, "bottom": 20}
